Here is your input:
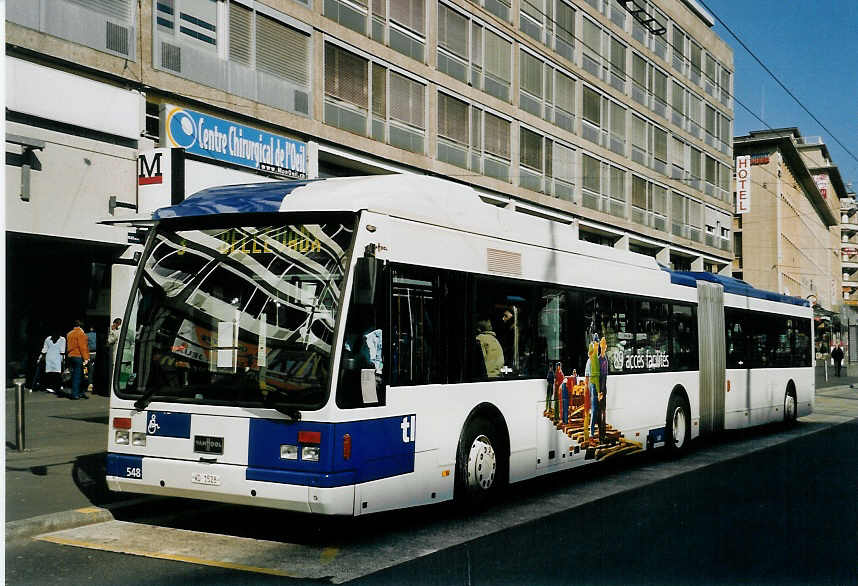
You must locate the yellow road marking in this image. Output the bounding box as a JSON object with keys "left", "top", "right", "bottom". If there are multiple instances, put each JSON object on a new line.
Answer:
{"left": 321, "top": 547, "right": 339, "bottom": 562}
{"left": 74, "top": 507, "right": 102, "bottom": 514}
{"left": 37, "top": 535, "right": 298, "bottom": 577}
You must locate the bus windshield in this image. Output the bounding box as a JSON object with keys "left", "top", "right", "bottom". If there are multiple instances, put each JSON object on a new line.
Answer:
{"left": 116, "top": 215, "right": 356, "bottom": 410}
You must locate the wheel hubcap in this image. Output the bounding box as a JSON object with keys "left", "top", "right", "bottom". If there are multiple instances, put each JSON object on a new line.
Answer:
{"left": 672, "top": 406, "right": 687, "bottom": 448}
{"left": 467, "top": 435, "right": 497, "bottom": 491}
{"left": 785, "top": 394, "right": 796, "bottom": 421}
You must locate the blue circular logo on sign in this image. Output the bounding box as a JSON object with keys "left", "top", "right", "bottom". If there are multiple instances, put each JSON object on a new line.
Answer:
{"left": 167, "top": 109, "right": 197, "bottom": 149}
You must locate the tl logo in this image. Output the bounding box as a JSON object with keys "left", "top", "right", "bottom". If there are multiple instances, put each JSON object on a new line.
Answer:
{"left": 400, "top": 415, "right": 416, "bottom": 444}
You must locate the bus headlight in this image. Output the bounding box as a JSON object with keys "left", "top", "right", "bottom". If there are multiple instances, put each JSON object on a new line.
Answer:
{"left": 301, "top": 446, "right": 320, "bottom": 462}
{"left": 132, "top": 432, "right": 147, "bottom": 447}
{"left": 115, "top": 430, "right": 130, "bottom": 445}
{"left": 280, "top": 444, "right": 298, "bottom": 460}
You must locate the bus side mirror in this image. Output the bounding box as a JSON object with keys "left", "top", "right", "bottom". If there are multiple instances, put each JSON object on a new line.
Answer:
{"left": 353, "top": 256, "right": 378, "bottom": 306}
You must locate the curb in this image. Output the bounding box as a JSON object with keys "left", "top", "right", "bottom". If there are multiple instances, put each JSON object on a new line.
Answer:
{"left": 5, "top": 507, "right": 115, "bottom": 544}
{"left": 5, "top": 496, "right": 160, "bottom": 545}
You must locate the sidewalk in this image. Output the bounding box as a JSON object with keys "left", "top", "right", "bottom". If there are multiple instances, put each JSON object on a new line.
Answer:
{"left": 5, "top": 386, "right": 141, "bottom": 541}
{"left": 5, "top": 372, "right": 858, "bottom": 543}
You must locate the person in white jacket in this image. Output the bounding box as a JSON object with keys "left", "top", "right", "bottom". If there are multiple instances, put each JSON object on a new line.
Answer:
{"left": 106, "top": 318, "right": 123, "bottom": 393}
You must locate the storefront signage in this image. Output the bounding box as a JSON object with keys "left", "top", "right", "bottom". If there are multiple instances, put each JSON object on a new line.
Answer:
{"left": 736, "top": 155, "right": 751, "bottom": 214}
{"left": 164, "top": 105, "right": 307, "bottom": 178}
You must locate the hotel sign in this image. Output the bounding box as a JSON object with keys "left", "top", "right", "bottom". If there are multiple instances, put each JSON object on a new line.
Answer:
{"left": 735, "top": 155, "right": 751, "bottom": 214}
{"left": 163, "top": 105, "right": 307, "bottom": 178}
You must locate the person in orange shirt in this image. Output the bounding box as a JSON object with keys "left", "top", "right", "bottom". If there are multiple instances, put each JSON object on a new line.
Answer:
{"left": 66, "top": 320, "right": 90, "bottom": 400}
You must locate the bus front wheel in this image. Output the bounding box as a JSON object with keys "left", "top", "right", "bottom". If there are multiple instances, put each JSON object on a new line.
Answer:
{"left": 455, "top": 416, "right": 502, "bottom": 508}
{"left": 665, "top": 393, "right": 691, "bottom": 455}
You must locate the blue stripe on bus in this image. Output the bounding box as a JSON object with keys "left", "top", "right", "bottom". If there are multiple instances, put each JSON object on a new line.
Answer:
{"left": 247, "top": 416, "right": 416, "bottom": 487}
{"left": 153, "top": 180, "right": 318, "bottom": 219}
{"left": 106, "top": 453, "right": 144, "bottom": 479}
{"left": 245, "top": 468, "right": 356, "bottom": 488}
{"left": 662, "top": 268, "right": 809, "bottom": 306}
{"left": 145, "top": 411, "right": 191, "bottom": 438}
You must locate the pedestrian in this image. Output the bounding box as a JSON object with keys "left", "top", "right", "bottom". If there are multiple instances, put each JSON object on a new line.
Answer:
{"left": 86, "top": 326, "right": 97, "bottom": 392}
{"left": 832, "top": 343, "right": 845, "bottom": 377}
{"left": 39, "top": 331, "right": 66, "bottom": 393}
{"left": 107, "top": 317, "right": 122, "bottom": 393}
{"left": 66, "top": 320, "right": 90, "bottom": 400}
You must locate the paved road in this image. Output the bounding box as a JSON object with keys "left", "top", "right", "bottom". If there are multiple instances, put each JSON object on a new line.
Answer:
{"left": 7, "top": 388, "right": 857, "bottom": 585}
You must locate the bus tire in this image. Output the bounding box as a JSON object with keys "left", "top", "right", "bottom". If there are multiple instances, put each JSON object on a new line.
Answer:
{"left": 665, "top": 392, "right": 691, "bottom": 456}
{"left": 455, "top": 416, "right": 503, "bottom": 509}
{"left": 783, "top": 384, "right": 798, "bottom": 427}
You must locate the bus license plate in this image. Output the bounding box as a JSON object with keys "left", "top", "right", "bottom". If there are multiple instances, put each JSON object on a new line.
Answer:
{"left": 191, "top": 471, "right": 221, "bottom": 486}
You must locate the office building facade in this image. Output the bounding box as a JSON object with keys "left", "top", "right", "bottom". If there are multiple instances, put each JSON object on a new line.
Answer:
{"left": 5, "top": 0, "right": 736, "bottom": 378}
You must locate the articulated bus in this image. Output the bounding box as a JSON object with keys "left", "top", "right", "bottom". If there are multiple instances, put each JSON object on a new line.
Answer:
{"left": 106, "top": 175, "right": 813, "bottom": 515}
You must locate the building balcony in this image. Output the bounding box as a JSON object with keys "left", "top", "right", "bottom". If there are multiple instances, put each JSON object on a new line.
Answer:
{"left": 842, "top": 259, "right": 858, "bottom": 270}
{"left": 840, "top": 222, "right": 858, "bottom": 233}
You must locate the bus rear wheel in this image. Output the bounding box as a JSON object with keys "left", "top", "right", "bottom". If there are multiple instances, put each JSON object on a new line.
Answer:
{"left": 455, "top": 416, "right": 502, "bottom": 508}
{"left": 665, "top": 393, "right": 691, "bottom": 455}
{"left": 784, "top": 387, "right": 798, "bottom": 426}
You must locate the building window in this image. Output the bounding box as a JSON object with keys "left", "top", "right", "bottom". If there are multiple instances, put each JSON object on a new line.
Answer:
{"left": 155, "top": 1, "right": 311, "bottom": 116}
{"left": 325, "top": 42, "right": 426, "bottom": 153}
{"left": 671, "top": 191, "right": 703, "bottom": 242}
{"left": 326, "top": 0, "right": 426, "bottom": 62}
{"left": 518, "top": 49, "right": 576, "bottom": 132}
{"left": 518, "top": 127, "right": 576, "bottom": 201}
{"left": 609, "top": 36, "right": 627, "bottom": 93}
{"left": 671, "top": 136, "right": 686, "bottom": 181}
{"left": 688, "top": 146, "right": 702, "bottom": 191}
{"left": 689, "top": 40, "right": 702, "bottom": 85}
{"left": 437, "top": 5, "right": 511, "bottom": 102}
{"left": 581, "top": 18, "right": 625, "bottom": 93}
{"left": 581, "top": 85, "right": 625, "bottom": 156}
{"left": 467, "top": 0, "right": 511, "bottom": 23}
{"left": 436, "top": 96, "right": 511, "bottom": 183}
{"left": 671, "top": 24, "right": 686, "bottom": 76}
{"left": 687, "top": 91, "right": 702, "bottom": 139}
{"left": 581, "top": 153, "right": 626, "bottom": 217}
{"left": 632, "top": 175, "right": 667, "bottom": 231}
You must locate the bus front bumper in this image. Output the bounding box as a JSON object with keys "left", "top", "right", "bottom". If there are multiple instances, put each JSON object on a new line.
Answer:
{"left": 106, "top": 454, "right": 355, "bottom": 515}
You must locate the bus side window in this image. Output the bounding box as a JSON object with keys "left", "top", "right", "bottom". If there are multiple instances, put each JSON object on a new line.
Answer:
{"left": 724, "top": 310, "right": 746, "bottom": 369}
{"left": 469, "top": 276, "right": 535, "bottom": 380}
{"left": 671, "top": 304, "right": 698, "bottom": 371}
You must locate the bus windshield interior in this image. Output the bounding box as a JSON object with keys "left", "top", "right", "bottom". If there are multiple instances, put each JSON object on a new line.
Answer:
{"left": 116, "top": 216, "right": 355, "bottom": 409}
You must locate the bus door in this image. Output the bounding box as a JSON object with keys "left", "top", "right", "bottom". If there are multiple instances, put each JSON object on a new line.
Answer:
{"left": 724, "top": 309, "right": 750, "bottom": 429}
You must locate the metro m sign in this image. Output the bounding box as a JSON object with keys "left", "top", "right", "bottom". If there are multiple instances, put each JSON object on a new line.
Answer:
{"left": 735, "top": 155, "right": 751, "bottom": 214}
{"left": 138, "top": 151, "right": 163, "bottom": 185}
{"left": 137, "top": 148, "right": 185, "bottom": 216}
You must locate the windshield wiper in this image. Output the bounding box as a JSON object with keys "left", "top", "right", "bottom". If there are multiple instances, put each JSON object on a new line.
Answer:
{"left": 133, "top": 387, "right": 158, "bottom": 411}
{"left": 262, "top": 388, "right": 303, "bottom": 421}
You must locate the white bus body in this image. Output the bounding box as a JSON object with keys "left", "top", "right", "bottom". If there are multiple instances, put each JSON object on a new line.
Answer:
{"left": 106, "top": 176, "right": 813, "bottom": 515}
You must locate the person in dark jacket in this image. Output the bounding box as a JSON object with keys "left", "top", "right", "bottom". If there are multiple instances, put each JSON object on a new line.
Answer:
{"left": 832, "top": 343, "right": 845, "bottom": 377}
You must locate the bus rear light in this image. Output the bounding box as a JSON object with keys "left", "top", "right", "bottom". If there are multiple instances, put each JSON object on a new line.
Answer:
{"left": 132, "top": 432, "right": 147, "bottom": 447}
{"left": 301, "top": 446, "right": 320, "bottom": 462}
{"left": 280, "top": 444, "right": 298, "bottom": 460}
{"left": 113, "top": 417, "right": 132, "bottom": 429}
{"left": 343, "top": 434, "right": 351, "bottom": 460}
{"left": 298, "top": 431, "right": 321, "bottom": 444}
{"left": 115, "top": 430, "right": 130, "bottom": 445}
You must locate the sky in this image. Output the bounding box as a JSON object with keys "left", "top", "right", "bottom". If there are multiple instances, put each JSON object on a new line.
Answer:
{"left": 701, "top": 0, "right": 858, "bottom": 194}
